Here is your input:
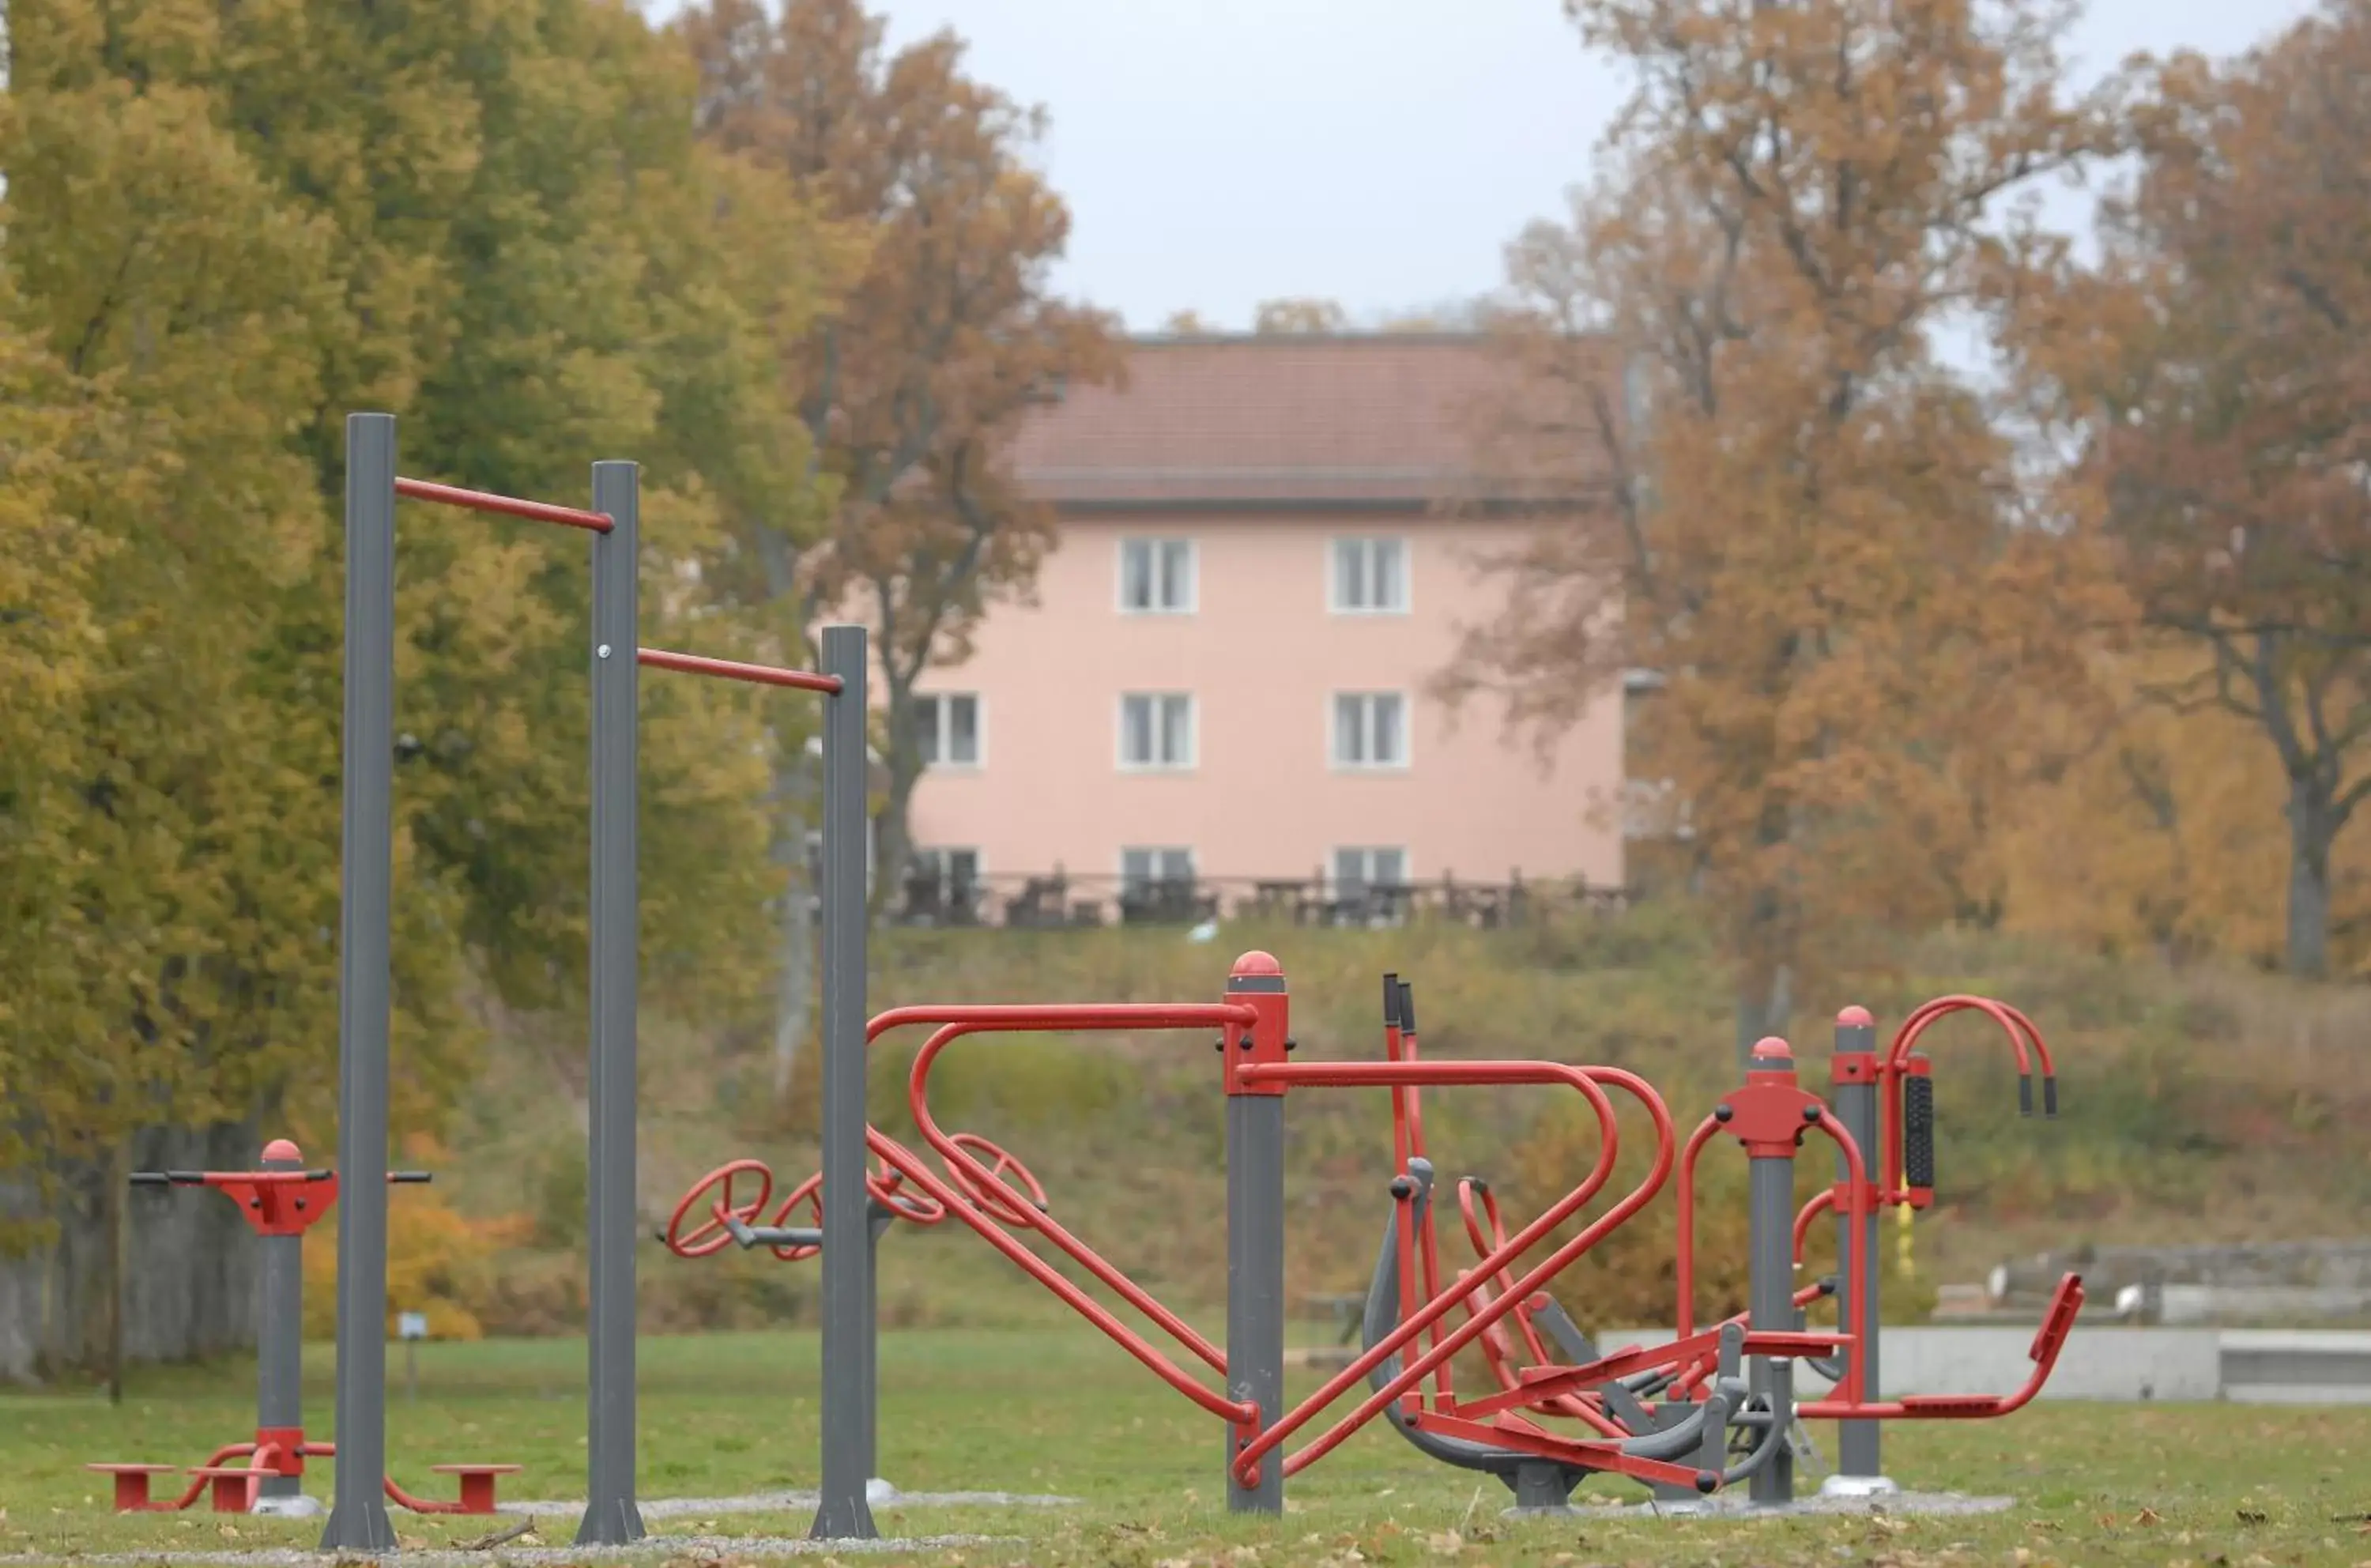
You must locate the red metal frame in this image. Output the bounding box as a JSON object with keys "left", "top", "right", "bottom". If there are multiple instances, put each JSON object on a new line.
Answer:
{"left": 635, "top": 646, "right": 842, "bottom": 694}
{"left": 393, "top": 476, "right": 613, "bottom": 533}
{"left": 1229, "top": 1059, "right": 1673, "bottom": 1485}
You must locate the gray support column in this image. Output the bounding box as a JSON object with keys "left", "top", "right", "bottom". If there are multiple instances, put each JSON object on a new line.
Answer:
{"left": 576, "top": 462, "right": 646, "bottom": 1547}
{"left": 1223, "top": 1093, "right": 1285, "bottom": 1510}
{"left": 1747, "top": 1152, "right": 1796, "bottom": 1506}
{"left": 322, "top": 413, "right": 398, "bottom": 1553}
{"left": 256, "top": 1146, "right": 305, "bottom": 1508}
{"left": 1831, "top": 1009, "right": 1884, "bottom": 1483}
{"left": 810, "top": 624, "right": 877, "bottom": 1542}
{"left": 866, "top": 1203, "right": 896, "bottom": 1494}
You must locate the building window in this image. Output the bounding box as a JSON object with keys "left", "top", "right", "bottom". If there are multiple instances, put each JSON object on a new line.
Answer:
{"left": 1121, "top": 846, "right": 1196, "bottom": 895}
{"left": 1120, "top": 692, "right": 1196, "bottom": 770}
{"left": 910, "top": 846, "right": 983, "bottom": 922}
{"left": 1331, "top": 537, "right": 1409, "bottom": 613}
{"left": 1120, "top": 537, "right": 1196, "bottom": 613}
{"left": 1333, "top": 846, "right": 1408, "bottom": 895}
{"left": 1332, "top": 692, "right": 1409, "bottom": 769}
{"left": 914, "top": 693, "right": 982, "bottom": 767}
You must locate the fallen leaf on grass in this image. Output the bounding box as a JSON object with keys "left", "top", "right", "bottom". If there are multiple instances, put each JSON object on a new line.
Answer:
{"left": 1425, "top": 1530, "right": 1464, "bottom": 1555}
{"left": 2237, "top": 1508, "right": 2268, "bottom": 1525}
{"left": 2137, "top": 1509, "right": 2161, "bottom": 1527}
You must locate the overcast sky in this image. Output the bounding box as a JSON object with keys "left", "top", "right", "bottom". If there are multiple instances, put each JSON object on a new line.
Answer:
{"left": 649, "top": 0, "right": 2320, "bottom": 333}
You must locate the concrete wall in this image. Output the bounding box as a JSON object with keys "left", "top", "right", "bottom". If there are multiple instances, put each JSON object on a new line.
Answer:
{"left": 1596, "top": 1323, "right": 2338, "bottom": 1404}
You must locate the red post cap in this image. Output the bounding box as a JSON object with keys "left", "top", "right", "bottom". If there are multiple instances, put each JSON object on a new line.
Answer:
{"left": 1750, "top": 1036, "right": 1792, "bottom": 1061}
{"left": 262, "top": 1138, "right": 303, "bottom": 1163}
{"left": 1230, "top": 950, "right": 1284, "bottom": 978}
{"left": 1835, "top": 1005, "right": 1874, "bottom": 1027}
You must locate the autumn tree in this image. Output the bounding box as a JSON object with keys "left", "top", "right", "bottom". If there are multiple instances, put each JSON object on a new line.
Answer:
{"left": 2008, "top": 0, "right": 2371, "bottom": 978}
{"left": 1253, "top": 296, "right": 1350, "bottom": 334}
{"left": 677, "top": 0, "right": 1121, "bottom": 1095}
{"left": 0, "top": 0, "right": 842, "bottom": 1373}
{"left": 1445, "top": 0, "right": 2115, "bottom": 1056}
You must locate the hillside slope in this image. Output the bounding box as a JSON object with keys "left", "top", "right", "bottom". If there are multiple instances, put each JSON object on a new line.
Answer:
{"left": 406, "top": 907, "right": 2371, "bottom": 1342}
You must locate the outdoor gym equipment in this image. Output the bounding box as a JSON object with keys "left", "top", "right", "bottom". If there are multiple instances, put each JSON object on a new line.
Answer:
{"left": 319, "top": 415, "right": 873, "bottom": 1548}
{"left": 1355, "top": 978, "right": 2085, "bottom": 1508}
{"left": 732, "top": 949, "right": 2081, "bottom": 1532}
{"left": 664, "top": 1133, "right": 1050, "bottom": 1471}
{"left": 84, "top": 1141, "right": 520, "bottom": 1518}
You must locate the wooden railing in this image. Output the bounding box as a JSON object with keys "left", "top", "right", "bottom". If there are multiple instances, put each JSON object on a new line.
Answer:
{"left": 889, "top": 869, "right": 1633, "bottom": 929}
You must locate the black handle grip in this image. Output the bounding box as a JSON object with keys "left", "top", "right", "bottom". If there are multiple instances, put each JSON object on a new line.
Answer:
{"left": 2041, "top": 1076, "right": 2058, "bottom": 1118}
{"left": 389, "top": 1171, "right": 433, "bottom": 1184}
{"left": 1398, "top": 981, "right": 1417, "bottom": 1036}
{"left": 1382, "top": 972, "right": 1400, "bottom": 1027}
{"left": 128, "top": 1172, "right": 172, "bottom": 1186}
{"left": 164, "top": 1170, "right": 208, "bottom": 1184}
{"left": 2018, "top": 1073, "right": 2034, "bottom": 1118}
{"left": 1903, "top": 1073, "right": 1936, "bottom": 1190}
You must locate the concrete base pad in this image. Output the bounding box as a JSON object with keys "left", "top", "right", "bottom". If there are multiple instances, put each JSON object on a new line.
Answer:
{"left": 1508, "top": 1490, "right": 2014, "bottom": 1521}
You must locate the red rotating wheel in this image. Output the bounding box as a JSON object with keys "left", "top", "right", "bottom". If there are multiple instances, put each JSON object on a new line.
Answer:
{"left": 944, "top": 1133, "right": 1050, "bottom": 1228}
{"left": 664, "top": 1159, "right": 776, "bottom": 1257}
{"left": 757, "top": 1159, "right": 948, "bottom": 1262}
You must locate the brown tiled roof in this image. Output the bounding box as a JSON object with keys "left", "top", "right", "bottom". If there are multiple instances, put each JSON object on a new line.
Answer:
{"left": 1012, "top": 333, "right": 1533, "bottom": 509}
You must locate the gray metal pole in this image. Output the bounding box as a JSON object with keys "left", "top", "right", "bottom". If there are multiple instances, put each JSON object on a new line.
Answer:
{"left": 1747, "top": 1149, "right": 1796, "bottom": 1506}
{"left": 1223, "top": 967, "right": 1287, "bottom": 1514}
{"left": 1831, "top": 1008, "right": 1883, "bottom": 1483}
{"left": 810, "top": 624, "right": 876, "bottom": 1542}
{"left": 865, "top": 1202, "right": 895, "bottom": 1493}
{"left": 256, "top": 1144, "right": 305, "bottom": 1510}
{"left": 322, "top": 413, "right": 398, "bottom": 1553}
{"left": 576, "top": 462, "right": 646, "bottom": 1547}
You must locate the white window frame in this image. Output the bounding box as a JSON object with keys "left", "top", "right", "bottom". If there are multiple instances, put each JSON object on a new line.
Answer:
{"left": 1118, "top": 692, "right": 1197, "bottom": 771}
{"left": 1329, "top": 691, "right": 1412, "bottom": 771}
{"left": 1332, "top": 846, "right": 1412, "bottom": 893}
{"left": 1120, "top": 846, "right": 1197, "bottom": 894}
{"left": 913, "top": 692, "right": 985, "bottom": 770}
{"left": 913, "top": 845, "right": 985, "bottom": 901}
{"left": 1329, "top": 536, "right": 1412, "bottom": 615}
{"left": 1118, "top": 537, "right": 1198, "bottom": 615}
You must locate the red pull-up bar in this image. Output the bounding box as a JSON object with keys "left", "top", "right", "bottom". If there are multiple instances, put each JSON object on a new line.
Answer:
{"left": 394, "top": 477, "right": 614, "bottom": 533}
{"left": 635, "top": 647, "right": 843, "bottom": 695}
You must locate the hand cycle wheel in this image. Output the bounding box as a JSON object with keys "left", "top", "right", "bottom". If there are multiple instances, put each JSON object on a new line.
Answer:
{"left": 665, "top": 1159, "right": 776, "bottom": 1258}
{"left": 944, "top": 1133, "right": 1049, "bottom": 1228}
{"left": 763, "top": 1158, "right": 947, "bottom": 1261}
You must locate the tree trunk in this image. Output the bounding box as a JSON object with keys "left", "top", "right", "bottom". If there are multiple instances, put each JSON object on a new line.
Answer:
{"left": 771, "top": 752, "right": 819, "bottom": 1104}
{"left": 873, "top": 673, "right": 923, "bottom": 919}
{"left": 1733, "top": 961, "right": 1794, "bottom": 1072}
{"left": 2284, "top": 770, "right": 2336, "bottom": 978}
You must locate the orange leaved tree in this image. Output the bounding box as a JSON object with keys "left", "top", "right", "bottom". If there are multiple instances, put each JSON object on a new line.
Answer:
{"left": 1446, "top": 0, "right": 2118, "bottom": 1057}
{"left": 2009, "top": 0, "right": 2371, "bottom": 978}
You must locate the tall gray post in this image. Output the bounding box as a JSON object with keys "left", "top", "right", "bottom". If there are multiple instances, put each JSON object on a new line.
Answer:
{"left": 255, "top": 1144, "right": 307, "bottom": 1510}
{"left": 1830, "top": 1007, "right": 1887, "bottom": 1487}
{"left": 865, "top": 1202, "right": 896, "bottom": 1491}
{"left": 1747, "top": 1147, "right": 1796, "bottom": 1506}
{"left": 810, "top": 624, "right": 876, "bottom": 1542}
{"left": 1223, "top": 963, "right": 1287, "bottom": 1514}
{"left": 322, "top": 413, "right": 398, "bottom": 1552}
{"left": 576, "top": 462, "right": 646, "bottom": 1547}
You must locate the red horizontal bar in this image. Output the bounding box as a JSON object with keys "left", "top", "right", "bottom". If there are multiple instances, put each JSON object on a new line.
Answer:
{"left": 635, "top": 647, "right": 842, "bottom": 694}
{"left": 393, "top": 477, "right": 613, "bottom": 533}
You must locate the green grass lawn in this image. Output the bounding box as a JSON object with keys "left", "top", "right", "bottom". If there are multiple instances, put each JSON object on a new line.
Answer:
{"left": 4, "top": 1328, "right": 2369, "bottom": 1565}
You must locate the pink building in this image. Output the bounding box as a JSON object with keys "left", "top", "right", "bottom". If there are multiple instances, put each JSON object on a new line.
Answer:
{"left": 900, "top": 333, "right": 1624, "bottom": 924}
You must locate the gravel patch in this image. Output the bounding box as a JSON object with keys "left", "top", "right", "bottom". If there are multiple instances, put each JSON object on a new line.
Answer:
{"left": 500, "top": 1491, "right": 1076, "bottom": 1520}
{"left": 0, "top": 1533, "right": 993, "bottom": 1567}
{"left": 1508, "top": 1488, "right": 2018, "bottom": 1521}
